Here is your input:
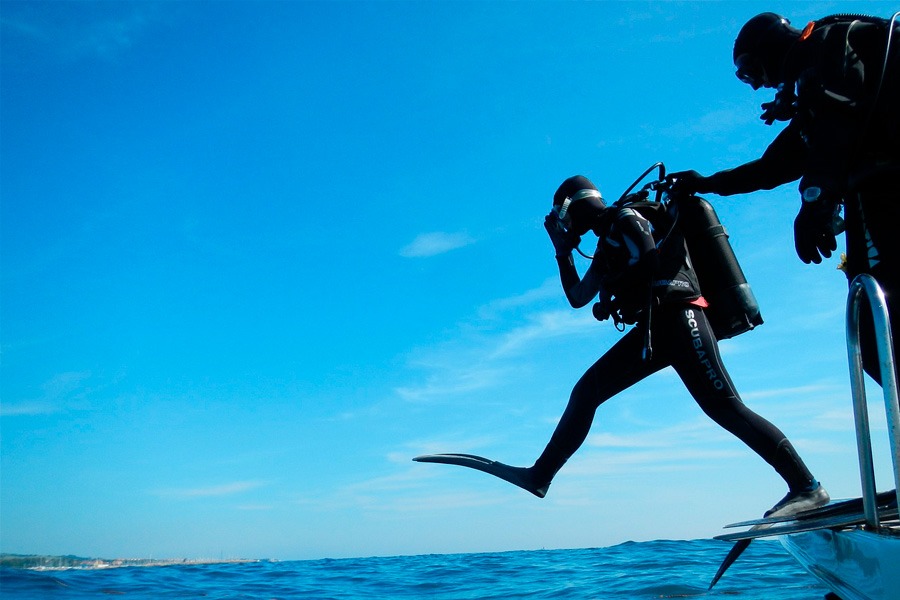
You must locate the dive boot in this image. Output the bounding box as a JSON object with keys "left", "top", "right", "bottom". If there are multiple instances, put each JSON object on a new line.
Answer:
{"left": 764, "top": 482, "right": 830, "bottom": 518}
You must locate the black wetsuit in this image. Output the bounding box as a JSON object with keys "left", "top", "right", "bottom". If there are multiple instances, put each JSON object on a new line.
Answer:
{"left": 533, "top": 205, "right": 815, "bottom": 493}
{"left": 692, "top": 16, "right": 900, "bottom": 383}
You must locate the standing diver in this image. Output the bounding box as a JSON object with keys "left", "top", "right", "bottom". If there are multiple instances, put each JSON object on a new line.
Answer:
{"left": 416, "top": 175, "right": 829, "bottom": 519}
{"left": 668, "top": 12, "right": 900, "bottom": 386}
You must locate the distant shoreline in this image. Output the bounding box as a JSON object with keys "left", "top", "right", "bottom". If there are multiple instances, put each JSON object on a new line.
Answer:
{"left": 0, "top": 554, "right": 271, "bottom": 571}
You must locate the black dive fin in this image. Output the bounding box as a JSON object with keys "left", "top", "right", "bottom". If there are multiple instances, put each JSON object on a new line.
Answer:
{"left": 709, "top": 522, "right": 770, "bottom": 590}
{"left": 708, "top": 538, "right": 752, "bottom": 590}
{"left": 412, "top": 453, "right": 546, "bottom": 498}
{"left": 724, "top": 489, "right": 897, "bottom": 528}
{"left": 714, "top": 506, "right": 899, "bottom": 542}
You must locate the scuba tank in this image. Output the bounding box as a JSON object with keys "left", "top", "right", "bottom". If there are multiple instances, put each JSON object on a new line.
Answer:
{"left": 674, "top": 196, "right": 764, "bottom": 339}
{"left": 608, "top": 163, "right": 763, "bottom": 342}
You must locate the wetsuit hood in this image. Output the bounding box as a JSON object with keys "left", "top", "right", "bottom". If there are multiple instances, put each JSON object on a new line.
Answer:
{"left": 733, "top": 12, "right": 801, "bottom": 88}
{"left": 553, "top": 175, "right": 606, "bottom": 236}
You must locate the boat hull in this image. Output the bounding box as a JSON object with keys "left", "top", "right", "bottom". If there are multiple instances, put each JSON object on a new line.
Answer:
{"left": 780, "top": 528, "right": 900, "bottom": 600}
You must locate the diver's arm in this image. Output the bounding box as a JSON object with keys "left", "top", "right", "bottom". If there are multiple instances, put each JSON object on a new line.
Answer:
{"left": 557, "top": 254, "right": 604, "bottom": 309}
{"left": 545, "top": 213, "right": 603, "bottom": 308}
{"left": 555, "top": 254, "right": 580, "bottom": 297}
{"left": 671, "top": 123, "right": 807, "bottom": 196}
{"left": 703, "top": 123, "right": 807, "bottom": 195}
{"left": 559, "top": 209, "right": 658, "bottom": 309}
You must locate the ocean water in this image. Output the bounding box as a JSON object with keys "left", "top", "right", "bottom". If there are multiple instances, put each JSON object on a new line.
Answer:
{"left": 0, "top": 539, "right": 832, "bottom": 599}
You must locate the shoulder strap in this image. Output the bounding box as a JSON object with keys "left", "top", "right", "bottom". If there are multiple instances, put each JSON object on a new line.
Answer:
{"left": 617, "top": 200, "right": 679, "bottom": 250}
{"left": 815, "top": 14, "right": 889, "bottom": 27}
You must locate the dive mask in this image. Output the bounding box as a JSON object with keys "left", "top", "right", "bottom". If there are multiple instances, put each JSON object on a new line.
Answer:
{"left": 734, "top": 53, "right": 769, "bottom": 89}
{"left": 552, "top": 189, "right": 604, "bottom": 234}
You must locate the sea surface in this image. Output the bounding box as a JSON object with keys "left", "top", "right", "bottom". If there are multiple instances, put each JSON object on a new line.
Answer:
{"left": 0, "top": 539, "right": 833, "bottom": 599}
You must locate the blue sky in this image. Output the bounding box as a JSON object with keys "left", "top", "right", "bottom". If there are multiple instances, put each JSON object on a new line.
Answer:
{"left": 2, "top": 0, "right": 897, "bottom": 561}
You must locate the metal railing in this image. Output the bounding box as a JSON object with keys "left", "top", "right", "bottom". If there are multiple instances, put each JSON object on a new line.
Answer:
{"left": 845, "top": 274, "right": 900, "bottom": 529}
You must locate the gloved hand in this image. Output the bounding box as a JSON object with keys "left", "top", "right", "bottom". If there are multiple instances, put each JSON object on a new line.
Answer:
{"left": 793, "top": 187, "right": 842, "bottom": 264}
{"left": 760, "top": 83, "right": 796, "bottom": 125}
{"left": 544, "top": 213, "right": 577, "bottom": 257}
{"left": 666, "top": 170, "right": 709, "bottom": 197}
{"left": 592, "top": 296, "right": 613, "bottom": 322}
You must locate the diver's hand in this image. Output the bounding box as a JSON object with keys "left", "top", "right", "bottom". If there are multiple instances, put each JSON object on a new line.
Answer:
{"left": 592, "top": 297, "right": 612, "bottom": 321}
{"left": 544, "top": 213, "right": 576, "bottom": 257}
{"left": 793, "top": 187, "right": 842, "bottom": 264}
{"left": 666, "top": 170, "right": 709, "bottom": 197}
{"left": 760, "top": 84, "right": 796, "bottom": 125}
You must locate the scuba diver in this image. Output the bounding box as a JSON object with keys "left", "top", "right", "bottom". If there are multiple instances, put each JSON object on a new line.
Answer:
{"left": 416, "top": 174, "right": 829, "bottom": 519}
{"left": 668, "top": 11, "right": 900, "bottom": 385}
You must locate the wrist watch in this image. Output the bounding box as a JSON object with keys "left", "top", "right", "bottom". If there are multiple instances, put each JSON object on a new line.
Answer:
{"left": 802, "top": 186, "right": 822, "bottom": 203}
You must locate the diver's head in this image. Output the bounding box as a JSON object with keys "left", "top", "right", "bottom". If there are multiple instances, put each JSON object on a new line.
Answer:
{"left": 552, "top": 175, "right": 606, "bottom": 236}
{"left": 733, "top": 13, "right": 801, "bottom": 89}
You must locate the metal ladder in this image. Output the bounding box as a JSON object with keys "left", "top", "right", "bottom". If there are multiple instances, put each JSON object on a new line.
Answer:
{"left": 845, "top": 274, "right": 900, "bottom": 529}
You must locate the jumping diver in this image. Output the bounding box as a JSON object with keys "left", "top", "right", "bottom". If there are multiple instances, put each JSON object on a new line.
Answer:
{"left": 416, "top": 175, "right": 829, "bottom": 519}
{"left": 668, "top": 11, "right": 900, "bottom": 386}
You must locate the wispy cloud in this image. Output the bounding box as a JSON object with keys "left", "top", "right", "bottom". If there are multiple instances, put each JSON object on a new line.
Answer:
{"left": 489, "top": 309, "right": 593, "bottom": 359}
{"left": 1, "top": 371, "right": 92, "bottom": 416}
{"left": 587, "top": 416, "right": 729, "bottom": 450}
{"left": 395, "top": 365, "right": 510, "bottom": 402}
{"left": 740, "top": 383, "right": 841, "bottom": 401}
{"left": 647, "top": 23, "right": 734, "bottom": 45}
{"left": 155, "top": 480, "right": 267, "bottom": 499}
{"left": 292, "top": 459, "right": 514, "bottom": 514}
{"left": 0, "top": 401, "right": 59, "bottom": 417}
{"left": 1, "top": 2, "right": 165, "bottom": 64}
{"left": 659, "top": 106, "right": 750, "bottom": 139}
{"left": 395, "top": 279, "right": 598, "bottom": 402}
{"left": 587, "top": 432, "right": 670, "bottom": 449}
{"left": 476, "top": 278, "right": 560, "bottom": 319}
{"left": 394, "top": 435, "right": 504, "bottom": 460}
{"left": 399, "top": 231, "right": 475, "bottom": 258}
{"left": 394, "top": 311, "right": 589, "bottom": 402}
{"left": 568, "top": 447, "right": 747, "bottom": 478}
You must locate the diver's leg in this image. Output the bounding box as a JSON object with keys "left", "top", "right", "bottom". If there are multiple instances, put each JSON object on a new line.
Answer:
{"left": 527, "top": 326, "right": 665, "bottom": 496}
{"left": 665, "top": 305, "right": 826, "bottom": 514}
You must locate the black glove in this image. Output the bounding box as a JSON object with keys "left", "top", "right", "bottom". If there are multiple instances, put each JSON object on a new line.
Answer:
{"left": 592, "top": 296, "right": 613, "bottom": 321}
{"left": 544, "top": 213, "right": 577, "bottom": 257}
{"left": 793, "top": 187, "right": 842, "bottom": 264}
{"left": 760, "top": 83, "right": 796, "bottom": 125}
{"left": 666, "top": 170, "right": 708, "bottom": 197}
